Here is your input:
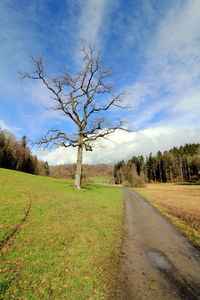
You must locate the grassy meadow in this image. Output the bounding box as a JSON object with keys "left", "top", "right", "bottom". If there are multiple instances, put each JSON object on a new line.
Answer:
{"left": 89, "top": 176, "right": 112, "bottom": 184}
{"left": 133, "top": 183, "right": 200, "bottom": 248}
{"left": 0, "top": 168, "right": 123, "bottom": 299}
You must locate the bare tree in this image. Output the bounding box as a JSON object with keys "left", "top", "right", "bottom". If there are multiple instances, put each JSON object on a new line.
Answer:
{"left": 20, "top": 45, "right": 127, "bottom": 189}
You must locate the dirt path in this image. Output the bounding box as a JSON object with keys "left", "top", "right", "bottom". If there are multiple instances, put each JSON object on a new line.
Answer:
{"left": 116, "top": 188, "right": 200, "bottom": 300}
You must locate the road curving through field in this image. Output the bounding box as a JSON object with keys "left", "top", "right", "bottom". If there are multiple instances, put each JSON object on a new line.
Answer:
{"left": 116, "top": 188, "right": 200, "bottom": 300}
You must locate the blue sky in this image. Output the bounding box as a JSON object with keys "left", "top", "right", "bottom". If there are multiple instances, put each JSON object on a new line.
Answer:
{"left": 0, "top": 0, "right": 200, "bottom": 164}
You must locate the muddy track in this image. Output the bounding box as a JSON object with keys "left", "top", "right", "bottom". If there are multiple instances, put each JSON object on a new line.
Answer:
{"left": 0, "top": 199, "right": 32, "bottom": 251}
{"left": 116, "top": 188, "right": 200, "bottom": 300}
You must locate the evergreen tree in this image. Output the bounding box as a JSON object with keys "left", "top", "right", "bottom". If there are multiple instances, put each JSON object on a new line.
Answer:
{"left": 0, "top": 129, "right": 48, "bottom": 177}
{"left": 114, "top": 143, "right": 200, "bottom": 184}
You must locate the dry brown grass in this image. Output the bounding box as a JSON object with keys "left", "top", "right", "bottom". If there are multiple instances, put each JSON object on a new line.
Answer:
{"left": 134, "top": 183, "right": 200, "bottom": 246}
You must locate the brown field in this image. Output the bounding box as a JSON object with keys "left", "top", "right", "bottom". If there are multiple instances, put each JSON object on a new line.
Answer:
{"left": 134, "top": 183, "right": 200, "bottom": 246}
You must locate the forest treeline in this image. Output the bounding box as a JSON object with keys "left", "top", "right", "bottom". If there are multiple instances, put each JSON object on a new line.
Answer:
{"left": 114, "top": 143, "right": 200, "bottom": 187}
{"left": 50, "top": 163, "right": 113, "bottom": 179}
{"left": 0, "top": 129, "right": 49, "bottom": 176}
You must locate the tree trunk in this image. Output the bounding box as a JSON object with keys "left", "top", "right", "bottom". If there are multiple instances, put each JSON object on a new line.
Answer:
{"left": 169, "top": 166, "right": 173, "bottom": 182}
{"left": 74, "top": 136, "right": 83, "bottom": 190}
{"left": 159, "top": 161, "right": 162, "bottom": 183}
{"left": 179, "top": 156, "right": 184, "bottom": 181}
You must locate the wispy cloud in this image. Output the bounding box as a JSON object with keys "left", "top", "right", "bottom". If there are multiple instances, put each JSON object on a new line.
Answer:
{"left": 74, "top": 0, "right": 117, "bottom": 62}
{"left": 122, "top": 0, "right": 200, "bottom": 130}
{"left": 77, "top": 0, "right": 107, "bottom": 45}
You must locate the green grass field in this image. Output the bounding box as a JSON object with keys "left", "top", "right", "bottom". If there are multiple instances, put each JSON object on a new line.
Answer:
{"left": 0, "top": 168, "right": 123, "bottom": 299}
{"left": 89, "top": 176, "right": 112, "bottom": 184}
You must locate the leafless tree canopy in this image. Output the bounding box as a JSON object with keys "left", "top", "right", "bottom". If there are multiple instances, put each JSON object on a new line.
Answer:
{"left": 20, "top": 44, "right": 128, "bottom": 189}
{"left": 20, "top": 45, "right": 127, "bottom": 151}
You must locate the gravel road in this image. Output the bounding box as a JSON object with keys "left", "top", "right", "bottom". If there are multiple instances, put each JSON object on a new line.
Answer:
{"left": 116, "top": 188, "right": 200, "bottom": 300}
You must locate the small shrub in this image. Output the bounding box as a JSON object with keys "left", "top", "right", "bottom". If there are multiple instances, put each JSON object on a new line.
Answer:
{"left": 122, "top": 180, "right": 132, "bottom": 187}
{"left": 132, "top": 176, "right": 146, "bottom": 188}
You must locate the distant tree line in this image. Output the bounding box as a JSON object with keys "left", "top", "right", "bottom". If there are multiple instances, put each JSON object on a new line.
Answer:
{"left": 0, "top": 129, "right": 49, "bottom": 176}
{"left": 50, "top": 163, "right": 113, "bottom": 180}
{"left": 114, "top": 143, "right": 200, "bottom": 187}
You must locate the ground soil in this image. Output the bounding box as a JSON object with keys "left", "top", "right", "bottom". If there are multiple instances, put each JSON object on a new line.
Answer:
{"left": 115, "top": 188, "right": 200, "bottom": 300}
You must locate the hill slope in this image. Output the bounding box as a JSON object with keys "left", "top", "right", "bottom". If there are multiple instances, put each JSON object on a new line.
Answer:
{"left": 0, "top": 168, "right": 123, "bottom": 299}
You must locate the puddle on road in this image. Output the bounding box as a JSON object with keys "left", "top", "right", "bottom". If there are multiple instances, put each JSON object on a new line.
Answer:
{"left": 147, "top": 250, "right": 199, "bottom": 299}
{"left": 148, "top": 250, "right": 173, "bottom": 271}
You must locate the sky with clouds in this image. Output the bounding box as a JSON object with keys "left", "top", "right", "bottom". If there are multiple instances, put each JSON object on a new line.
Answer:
{"left": 0, "top": 0, "right": 200, "bottom": 165}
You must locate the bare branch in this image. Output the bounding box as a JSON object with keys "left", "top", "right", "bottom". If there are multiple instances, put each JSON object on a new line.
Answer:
{"left": 20, "top": 43, "right": 129, "bottom": 189}
{"left": 34, "top": 129, "right": 79, "bottom": 149}
{"left": 87, "top": 93, "right": 128, "bottom": 119}
{"left": 81, "top": 119, "right": 128, "bottom": 153}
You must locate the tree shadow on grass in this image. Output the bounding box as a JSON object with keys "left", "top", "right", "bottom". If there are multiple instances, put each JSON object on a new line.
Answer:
{"left": 82, "top": 183, "right": 105, "bottom": 191}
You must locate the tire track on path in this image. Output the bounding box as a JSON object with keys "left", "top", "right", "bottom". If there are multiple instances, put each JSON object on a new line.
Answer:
{"left": 0, "top": 198, "right": 32, "bottom": 251}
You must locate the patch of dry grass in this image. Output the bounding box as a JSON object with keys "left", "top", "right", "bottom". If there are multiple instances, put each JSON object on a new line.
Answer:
{"left": 134, "top": 183, "right": 200, "bottom": 247}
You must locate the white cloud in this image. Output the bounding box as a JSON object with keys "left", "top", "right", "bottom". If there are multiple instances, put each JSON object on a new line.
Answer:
{"left": 37, "top": 126, "right": 200, "bottom": 165}
{"left": 36, "top": 147, "right": 77, "bottom": 165}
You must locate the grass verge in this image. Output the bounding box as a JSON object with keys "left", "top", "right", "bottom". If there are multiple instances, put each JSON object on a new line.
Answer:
{"left": 133, "top": 183, "right": 200, "bottom": 249}
{"left": 89, "top": 176, "right": 113, "bottom": 184}
{"left": 0, "top": 168, "right": 123, "bottom": 299}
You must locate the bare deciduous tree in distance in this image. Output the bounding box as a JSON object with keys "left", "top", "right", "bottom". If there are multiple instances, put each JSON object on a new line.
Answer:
{"left": 20, "top": 45, "right": 128, "bottom": 189}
